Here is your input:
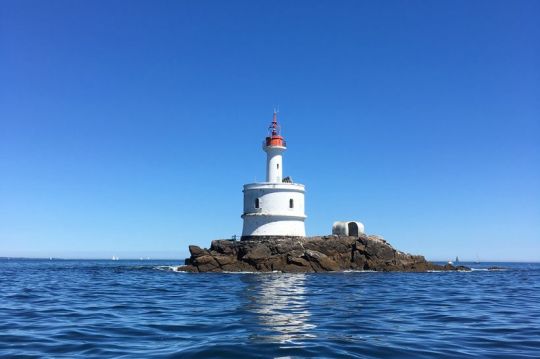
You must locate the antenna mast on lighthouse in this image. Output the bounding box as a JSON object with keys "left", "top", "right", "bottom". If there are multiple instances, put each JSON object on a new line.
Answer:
{"left": 265, "top": 110, "right": 285, "bottom": 148}
{"left": 269, "top": 108, "right": 280, "bottom": 136}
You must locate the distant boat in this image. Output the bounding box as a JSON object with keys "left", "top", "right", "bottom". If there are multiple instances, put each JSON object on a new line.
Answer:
{"left": 112, "top": 256, "right": 119, "bottom": 261}
{"left": 474, "top": 254, "right": 480, "bottom": 264}
{"left": 455, "top": 256, "right": 459, "bottom": 264}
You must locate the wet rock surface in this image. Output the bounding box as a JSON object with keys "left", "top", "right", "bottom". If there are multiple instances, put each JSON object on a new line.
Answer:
{"left": 178, "top": 234, "right": 470, "bottom": 273}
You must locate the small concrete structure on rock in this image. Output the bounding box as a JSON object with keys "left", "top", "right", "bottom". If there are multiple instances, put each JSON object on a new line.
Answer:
{"left": 332, "top": 221, "right": 365, "bottom": 237}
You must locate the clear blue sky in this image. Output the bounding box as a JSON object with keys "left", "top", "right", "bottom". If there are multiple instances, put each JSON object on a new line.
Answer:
{"left": 1, "top": 0, "right": 539, "bottom": 261}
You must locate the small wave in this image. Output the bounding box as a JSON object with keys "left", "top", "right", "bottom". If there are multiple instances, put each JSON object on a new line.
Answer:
{"left": 154, "top": 266, "right": 185, "bottom": 272}
{"left": 470, "top": 267, "right": 508, "bottom": 272}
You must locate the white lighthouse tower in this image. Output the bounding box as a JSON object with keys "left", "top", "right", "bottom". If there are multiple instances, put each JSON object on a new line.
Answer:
{"left": 241, "top": 111, "right": 306, "bottom": 240}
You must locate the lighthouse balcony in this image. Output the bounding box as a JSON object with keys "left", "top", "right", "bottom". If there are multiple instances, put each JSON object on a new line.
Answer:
{"left": 243, "top": 182, "right": 304, "bottom": 191}
{"left": 241, "top": 212, "right": 307, "bottom": 219}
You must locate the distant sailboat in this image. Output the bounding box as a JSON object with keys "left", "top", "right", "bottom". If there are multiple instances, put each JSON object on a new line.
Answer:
{"left": 112, "top": 256, "right": 119, "bottom": 261}
{"left": 455, "top": 256, "right": 459, "bottom": 264}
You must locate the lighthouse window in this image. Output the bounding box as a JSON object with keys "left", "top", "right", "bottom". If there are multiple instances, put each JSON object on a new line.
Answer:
{"left": 289, "top": 198, "right": 294, "bottom": 208}
{"left": 255, "top": 198, "right": 260, "bottom": 209}
{"left": 277, "top": 163, "right": 279, "bottom": 169}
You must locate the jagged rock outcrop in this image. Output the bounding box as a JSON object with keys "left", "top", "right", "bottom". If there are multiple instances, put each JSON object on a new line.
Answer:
{"left": 178, "top": 234, "right": 470, "bottom": 273}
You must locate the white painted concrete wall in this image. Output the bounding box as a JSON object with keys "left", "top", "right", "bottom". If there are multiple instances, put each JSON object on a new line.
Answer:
{"left": 263, "top": 145, "right": 285, "bottom": 183}
{"left": 242, "top": 183, "right": 306, "bottom": 237}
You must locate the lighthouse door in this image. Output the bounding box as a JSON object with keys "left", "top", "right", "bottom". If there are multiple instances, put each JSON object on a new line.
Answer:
{"left": 348, "top": 222, "right": 359, "bottom": 237}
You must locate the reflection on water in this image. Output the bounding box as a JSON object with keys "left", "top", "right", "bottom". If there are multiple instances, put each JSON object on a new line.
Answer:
{"left": 243, "top": 274, "right": 316, "bottom": 344}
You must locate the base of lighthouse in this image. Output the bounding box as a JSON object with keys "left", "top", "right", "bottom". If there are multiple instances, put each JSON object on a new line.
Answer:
{"left": 241, "top": 183, "right": 306, "bottom": 241}
{"left": 241, "top": 216, "right": 306, "bottom": 241}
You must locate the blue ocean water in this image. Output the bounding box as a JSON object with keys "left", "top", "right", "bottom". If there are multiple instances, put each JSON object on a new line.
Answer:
{"left": 1, "top": 260, "right": 539, "bottom": 358}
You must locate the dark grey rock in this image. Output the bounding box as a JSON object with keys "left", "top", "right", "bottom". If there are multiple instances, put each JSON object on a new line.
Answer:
{"left": 303, "top": 249, "right": 340, "bottom": 272}
{"left": 177, "top": 235, "right": 470, "bottom": 273}
{"left": 188, "top": 245, "right": 206, "bottom": 257}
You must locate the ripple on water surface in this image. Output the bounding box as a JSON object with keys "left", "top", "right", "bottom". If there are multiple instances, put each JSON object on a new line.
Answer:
{"left": 1, "top": 260, "right": 539, "bottom": 358}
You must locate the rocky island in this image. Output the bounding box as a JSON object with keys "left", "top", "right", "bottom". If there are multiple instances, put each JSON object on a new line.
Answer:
{"left": 178, "top": 234, "right": 469, "bottom": 273}
{"left": 177, "top": 113, "right": 471, "bottom": 274}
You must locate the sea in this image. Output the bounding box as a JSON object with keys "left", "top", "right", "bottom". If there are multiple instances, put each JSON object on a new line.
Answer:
{"left": 1, "top": 259, "right": 539, "bottom": 358}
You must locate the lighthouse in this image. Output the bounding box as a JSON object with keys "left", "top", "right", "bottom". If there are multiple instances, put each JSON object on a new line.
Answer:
{"left": 241, "top": 111, "right": 306, "bottom": 240}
